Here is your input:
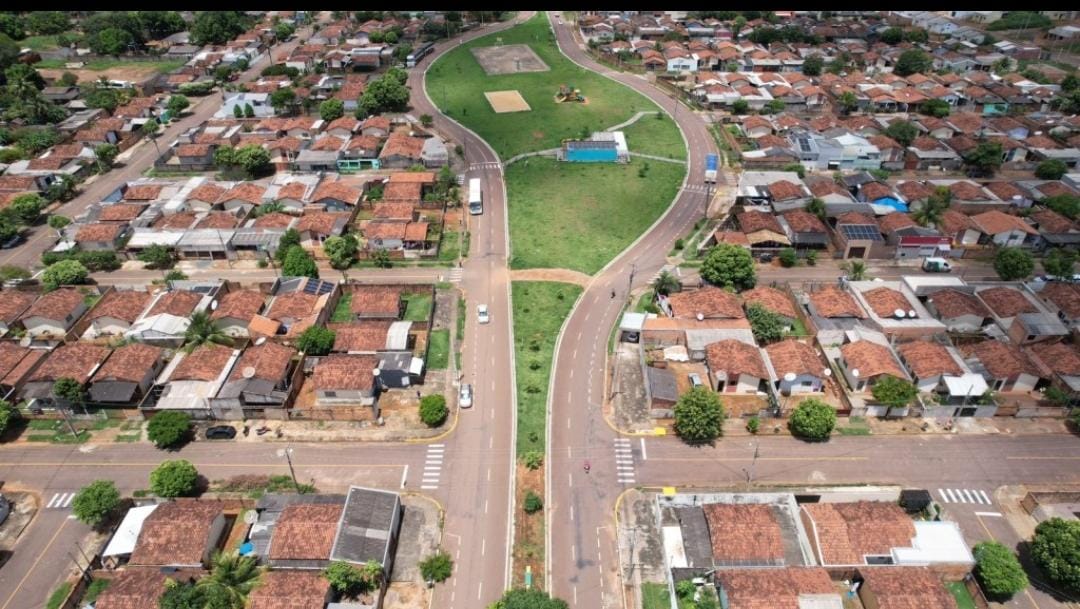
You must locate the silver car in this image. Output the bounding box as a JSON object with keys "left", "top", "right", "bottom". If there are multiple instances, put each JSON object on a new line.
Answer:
{"left": 477, "top": 304, "right": 490, "bottom": 324}
{"left": 459, "top": 383, "right": 473, "bottom": 408}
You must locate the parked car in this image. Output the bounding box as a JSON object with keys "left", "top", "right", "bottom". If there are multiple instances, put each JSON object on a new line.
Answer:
{"left": 477, "top": 304, "right": 490, "bottom": 324}
{"left": 205, "top": 425, "right": 237, "bottom": 440}
{"left": 688, "top": 373, "right": 703, "bottom": 388}
{"left": 459, "top": 383, "right": 473, "bottom": 408}
{"left": 0, "top": 234, "right": 24, "bottom": 249}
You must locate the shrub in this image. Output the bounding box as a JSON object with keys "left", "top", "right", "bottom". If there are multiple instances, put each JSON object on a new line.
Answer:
{"left": 871, "top": 376, "right": 918, "bottom": 410}
{"left": 0, "top": 400, "right": 17, "bottom": 436}
{"left": 778, "top": 247, "right": 797, "bottom": 267}
{"left": 71, "top": 480, "right": 120, "bottom": 528}
{"left": 746, "top": 417, "right": 760, "bottom": 434}
{"left": 523, "top": 490, "right": 543, "bottom": 514}
{"left": 146, "top": 410, "right": 191, "bottom": 449}
{"left": 973, "top": 541, "right": 1028, "bottom": 599}
{"left": 41, "top": 259, "right": 89, "bottom": 290}
{"left": 149, "top": 459, "right": 198, "bottom": 497}
{"left": 322, "top": 560, "right": 367, "bottom": 595}
{"left": 788, "top": 398, "right": 836, "bottom": 441}
{"left": 296, "top": 325, "right": 335, "bottom": 356}
{"left": 419, "top": 394, "right": 448, "bottom": 427}
{"left": 419, "top": 551, "right": 453, "bottom": 583}
{"left": 522, "top": 450, "right": 543, "bottom": 470}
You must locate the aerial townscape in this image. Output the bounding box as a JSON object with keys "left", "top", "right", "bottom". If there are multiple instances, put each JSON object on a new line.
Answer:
{"left": 2, "top": 8, "right": 1080, "bottom": 609}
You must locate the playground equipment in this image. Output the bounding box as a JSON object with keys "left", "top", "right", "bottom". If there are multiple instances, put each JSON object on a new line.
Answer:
{"left": 555, "top": 84, "right": 586, "bottom": 103}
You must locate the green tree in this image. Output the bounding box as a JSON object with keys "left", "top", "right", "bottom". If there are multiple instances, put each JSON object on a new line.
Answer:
{"left": 52, "top": 377, "right": 85, "bottom": 405}
{"left": 841, "top": 260, "right": 867, "bottom": 281}
{"left": 419, "top": 394, "right": 448, "bottom": 427}
{"left": 26, "top": 11, "right": 71, "bottom": 35}
{"left": 673, "top": 387, "right": 726, "bottom": 444}
{"left": 91, "top": 27, "right": 135, "bottom": 56}
{"left": 166, "top": 94, "right": 190, "bottom": 116}
{"left": 141, "top": 118, "right": 160, "bottom": 138}
{"left": 883, "top": 120, "right": 918, "bottom": 147}
{"left": 94, "top": 143, "right": 119, "bottom": 173}
{"left": 762, "top": 99, "right": 785, "bottom": 115}
{"left": 778, "top": 247, "right": 797, "bottom": 268}
{"left": 47, "top": 214, "right": 71, "bottom": 236}
{"left": 149, "top": 459, "right": 199, "bottom": 497}
{"left": 921, "top": 98, "right": 951, "bottom": 118}
{"left": 788, "top": 398, "right": 837, "bottom": 441}
{"left": 41, "top": 259, "right": 88, "bottom": 290}
{"left": 880, "top": 27, "right": 903, "bottom": 45}
{"left": 273, "top": 21, "right": 295, "bottom": 41}
{"left": 802, "top": 54, "right": 824, "bottom": 76}
{"left": 836, "top": 91, "right": 859, "bottom": 115}
{"left": 71, "top": 480, "right": 121, "bottom": 528}
{"left": 994, "top": 247, "right": 1034, "bottom": 281}
{"left": 870, "top": 376, "right": 918, "bottom": 410}
{"left": 8, "top": 193, "right": 44, "bottom": 224}
{"left": 296, "top": 325, "right": 335, "bottom": 356}
{"left": 0, "top": 33, "right": 18, "bottom": 73}
{"left": 973, "top": 541, "right": 1028, "bottom": 600}
{"left": 1031, "top": 518, "right": 1080, "bottom": 594}
{"left": 0, "top": 400, "right": 15, "bottom": 437}
{"left": 276, "top": 229, "right": 301, "bottom": 261}
{"left": 282, "top": 246, "right": 318, "bottom": 278}
{"left": 319, "top": 98, "right": 345, "bottom": 122}
{"left": 701, "top": 243, "right": 756, "bottom": 291}
{"left": 233, "top": 145, "right": 271, "bottom": 178}
{"left": 184, "top": 310, "right": 232, "bottom": 352}
{"left": 806, "top": 197, "right": 826, "bottom": 220}
{"left": 894, "top": 49, "right": 932, "bottom": 76}
{"left": 322, "top": 561, "right": 367, "bottom": 595}
{"left": 522, "top": 451, "right": 543, "bottom": 470}
{"left": 269, "top": 87, "right": 297, "bottom": 115}
{"left": 523, "top": 490, "right": 543, "bottom": 514}
{"left": 652, "top": 270, "right": 681, "bottom": 296}
{"left": 488, "top": 589, "right": 569, "bottom": 609}
{"left": 196, "top": 552, "right": 261, "bottom": 609}
{"left": 137, "top": 244, "right": 174, "bottom": 269}
{"left": 964, "top": 141, "right": 1004, "bottom": 177}
{"left": 358, "top": 74, "right": 410, "bottom": 116}
{"left": 731, "top": 99, "right": 749, "bottom": 114}
{"left": 419, "top": 551, "right": 453, "bottom": 583}
{"left": 243, "top": 103, "right": 255, "bottom": 119}
{"left": 159, "top": 582, "right": 204, "bottom": 609}
{"left": 1044, "top": 248, "right": 1078, "bottom": 279}
{"left": 419, "top": 113, "right": 434, "bottom": 127}
{"left": 913, "top": 186, "right": 951, "bottom": 227}
{"left": 1044, "top": 194, "right": 1080, "bottom": 220}
{"left": 138, "top": 11, "right": 186, "bottom": 39}
{"left": 233, "top": 104, "right": 244, "bottom": 119}
{"left": 58, "top": 71, "right": 78, "bottom": 87}
{"left": 1035, "top": 159, "right": 1068, "bottom": 180}
{"left": 323, "top": 234, "right": 358, "bottom": 270}
{"left": 146, "top": 410, "right": 192, "bottom": 449}
{"left": 746, "top": 303, "right": 785, "bottom": 344}
{"left": 190, "top": 11, "right": 249, "bottom": 46}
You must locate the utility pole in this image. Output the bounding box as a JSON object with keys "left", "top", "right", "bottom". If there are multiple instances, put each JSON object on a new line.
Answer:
{"left": 627, "top": 263, "right": 636, "bottom": 299}
{"left": 278, "top": 447, "right": 300, "bottom": 493}
{"left": 742, "top": 440, "right": 760, "bottom": 484}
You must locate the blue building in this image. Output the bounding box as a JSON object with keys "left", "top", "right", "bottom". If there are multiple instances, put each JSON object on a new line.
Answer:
{"left": 561, "top": 131, "right": 629, "bottom": 163}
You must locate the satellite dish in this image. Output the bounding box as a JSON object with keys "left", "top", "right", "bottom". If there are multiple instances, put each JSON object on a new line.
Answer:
{"left": 244, "top": 510, "right": 259, "bottom": 524}
{"left": 823, "top": 368, "right": 832, "bottom": 377}
{"left": 210, "top": 300, "right": 218, "bottom": 310}
{"left": 894, "top": 308, "right": 906, "bottom": 319}
{"left": 907, "top": 309, "right": 917, "bottom": 318}
{"left": 852, "top": 368, "right": 860, "bottom": 378}
{"left": 372, "top": 368, "right": 381, "bottom": 376}
{"left": 242, "top": 366, "right": 256, "bottom": 378}
{"left": 784, "top": 372, "right": 797, "bottom": 382}
{"left": 255, "top": 336, "right": 266, "bottom": 345}
{"left": 696, "top": 312, "right": 704, "bottom": 321}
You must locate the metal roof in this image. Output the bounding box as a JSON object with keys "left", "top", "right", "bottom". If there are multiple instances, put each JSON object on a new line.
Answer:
{"left": 329, "top": 486, "right": 401, "bottom": 565}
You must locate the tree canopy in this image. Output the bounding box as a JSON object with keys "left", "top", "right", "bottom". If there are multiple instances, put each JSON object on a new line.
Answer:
{"left": 1043, "top": 248, "right": 1077, "bottom": 279}
{"left": 146, "top": 410, "right": 191, "bottom": 449}
{"left": 487, "top": 589, "right": 569, "bottom": 609}
{"left": 746, "top": 303, "right": 786, "bottom": 344}
{"left": 883, "top": 120, "right": 918, "bottom": 147}
{"left": 673, "top": 387, "right": 726, "bottom": 444}
{"left": 296, "top": 326, "right": 335, "bottom": 356}
{"left": 1031, "top": 518, "right": 1080, "bottom": 594}
{"left": 1035, "top": 159, "right": 1068, "bottom": 181}
{"left": 190, "top": 11, "right": 250, "bottom": 46}
{"left": 964, "top": 141, "right": 1004, "bottom": 177}
{"left": 419, "top": 394, "right": 448, "bottom": 427}
{"left": 701, "top": 244, "right": 756, "bottom": 291}
{"left": 894, "top": 49, "right": 932, "bottom": 76}
{"left": 870, "top": 376, "right": 918, "bottom": 410}
{"left": 41, "top": 260, "right": 89, "bottom": 290}
{"left": 788, "top": 398, "right": 837, "bottom": 441}
{"left": 282, "top": 246, "right": 319, "bottom": 278}
{"left": 973, "top": 541, "right": 1028, "bottom": 600}
{"left": 357, "top": 73, "right": 410, "bottom": 117}
{"left": 149, "top": 459, "right": 199, "bottom": 497}
{"left": 71, "top": 480, "right": 121, "bottom": 528}
{"left": 993, "top": 247, "right": 1034, "bottom": 281}
{"left": 323, "top": 234, "right": 358, "bottom": 270}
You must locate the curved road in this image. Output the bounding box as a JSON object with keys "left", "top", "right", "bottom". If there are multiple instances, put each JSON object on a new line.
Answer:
{"left": 544, "top": 11, "right": 720, "bottom": 609}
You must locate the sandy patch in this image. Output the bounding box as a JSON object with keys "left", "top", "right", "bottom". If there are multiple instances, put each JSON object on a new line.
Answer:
{"left": 484, "top": 90, "right": 532, "bottom": 113}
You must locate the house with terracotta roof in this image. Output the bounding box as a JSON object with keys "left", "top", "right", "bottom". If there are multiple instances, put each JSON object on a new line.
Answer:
{"left": 219, "top": 182, "right": 269, "bottom": 215}
{"left": 970, "top": 210, "right": 1038, "bottom": 247}
{"left": 836, "top": 329, "right": 909, "bottom": 398}
{"left": 19, "top": 342, "right": 111, "bottom": 403}
{"left": 938, "top": 209, "right": 981, "bottom": 247}
{"left": 311, "top": 354, "right": 379, "bottom": 407}
{"left": 778, "top": 210, "right": 828, "bottom": 249}
{"left": 248, "top": 570, "right": 332, "bottom": 609}
{"left": 0, "top": 343, "right": 46, "bottom": 398}
{"left": 88, "top": 343, "right": 165, "bottom": 405}
{"left": 92, "top": 569, "right": 172, "bottom": 609}
{"left": 82, "top": 289, "right": 152, "bottom": 339}
{"left": 896, "top": 339, "right": 985, "bottom": 398}
{"left": 1031, "top": 282, "right": 1080, "bottom": 329}
{"left": 1030, "top": 208, "right": 1080, "bottom": 251}
{"left": 347, "top": 285, "right": 405, "bottom": 321}
{"left": 924, "top": 288, "right": 992, "bottom": 332}
{"left": 74, "top": 222, "right": 129, "bottom": 251}
{"left": 714, "top": 568, "right": 841, "bottom": 609}
{"left": 211, "top": 288, "right": 267, "bottom": 337}
{"left": 130, "top": 500, "right": 228, "bottom": 568}
{"left": 765, "top": 339, "right": 828, "bottom": 396}
{"left": 962, "top": 339, "right": 1044, "bottom": 393}
{"left": 0, "top": 289, "right": 37, "bottom": 337}
{"left": 1025, "top": 341, "right": 1080, "bottom": 400}
{"left": 848, "top": 281, "right": 946, "bottom": 337}
{"left": 150, "top": 344, "right": 242, "bottom": 415}
{"left": 19, "top": 288, "right": 91, "bottom": 340}
{"left": 126, "top": 286, "right": 216, "bottom": 347}
{"left": 736, "top": 210, "right": 791, "bottom": 248}
{"left": 974, "top": 285, "right": 1068, "bottom": 344}
{"left": 806, "top": 284, "right": 866, "bottom": 324}
{"left": 378, "top": 133, "right": 425, "bottom": 169}
{"left": 212, "top": 342, "right": 299, "bottom": 417}
{"left": 741, "top": 286, "right": 798, "bottom": 329}
{"left": 266, "top": 502, "right": 344, "bottom": 567}
{"left": 833, "top": 211, "right": 889, "bottom": 259}
{"left": 663, "top": 287, "right": 744, "bottom": 320}
{"left": 705, "top": 339, "right": 768, "bottom": 394}
{"left": 858, "top": 568, "right": 960, "bottom": 609}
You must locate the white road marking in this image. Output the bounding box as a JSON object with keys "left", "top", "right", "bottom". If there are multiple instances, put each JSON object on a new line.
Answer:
{"left": 47, "top": 493, "right": 60, "bottom": 508}
{"left": 487, "top": 468, "right": 491, "bottom": 482}
{"left": 572, "top": 545, "right": 576, "bottom": 561}
{"left": 489, "top": 437, "right": 493, "bottom": 449}
{"left": 485, "top": 499, "right": 489, "bottom": 514}
{"left": 640, "top": 437, "right": 647, "bottom": 460}
{"left": 425, "top": 466, "right": 442, "bottom": 471}
{"left": 962, "top": 489, "right": 974, "bottom": 503}
{"left": 953, "top": 489, "right": 964, "bottom": 503}
{"left": 573, "top": 586, "right": 578, "bottom": 605}
{"left": 481, "top": 538, "right": 486, "bottom": 556}
{"left": 570, "top": 505, "right": 574, "bottom": 521}
{"left": 975, "top": 511, "right": 1003, "bottom": 517}
{"left": 422, "top": 485, "right": 439, "bottom": 490}
{"left": 568, "top": 473, "right": 573, "bottom": 487}
{"left": 477, "top": 582, "right": 482, "bottom": 601}
{"left": 567, "top": 417, "right": 571, "bottom": 429}
{"left": 978, "top": 490, "right": 991, "bottom": 504}
{"left": 400, "top": 465, "right": 409, "bottom": 488}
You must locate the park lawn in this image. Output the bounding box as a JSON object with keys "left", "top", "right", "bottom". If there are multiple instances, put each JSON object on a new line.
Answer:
{"left": 427, "top": 329, "right": 450, "bottom": 369}
{"left": 21, "top": 35, "right": 60, "bottom": 52}
{"left": 506, "top": 157, "right": 682, "bottom": 274}
{"left": 513, "top": 281, "right": 582, "bottom": 456}
{"left": 402, "top": 292, "right": 433, "bottom": 322}
{"left": 427, "top": 13, "right": 673, "bottom": 158}
{"left": 621, "top": 114, "right": 687, "bottom": 160}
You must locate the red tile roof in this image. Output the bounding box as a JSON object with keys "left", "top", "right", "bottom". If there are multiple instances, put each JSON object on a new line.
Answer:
{"left": 311, "top": 354, "right": 377, "bottom": 391}
{"left": 876, "top": 213, "right": 917, "bottom": 234}
{"left": 741, "top": 286, "right": 797, "bottom": 319}
{"left": 810, "top": 285, "right": 865, "bottom": 318}
{"left": 28, "top": 343, "right": 110, "bottom": 384}
{"left": 859, "top": 568, "right": 958, "bottom": 609}
{"left": 781, "top": 209, "right": 826, "bottom": 233}
{"left": 737, "top": 210, "right": 784, "bottom": 235}
{"left": 75, "top": 223, "right": 124, "bottom": 243}
{"left": 123, "top": 184, "right": 164, "bottom": 201}
{"left": 898, "top": 340, "right": 962, "bottom": 378}
{"left": 928, "top": 289, "right": 989, "bottom": 320}
{"left": 767, "top": 180, "right": 806, "bottom": 201}
{"left": 978, "top": 287, "right": 1037, "bottom": 318}
{"left": 348, "top": 286, "right": 401, "bottom": 317}
{"left": 99, "top": 204, "right": 145, "bottom": 222}
{"left": 765, "top": 339, "right": 823, "bottom": 378}
{"left": 147, "top": 290, "right": 203, "bottom": 318}
{"left": 171, "top": 344, "right": 235, "bottom": 382}
{"left": 971, "top": 210, "right": 1037, "bottom": 236}
{"left": 714, "top": 568, "right": 836, "bottom": 609}
{"left": 1038, "top": 283, "right": 1080, "bottom": 319}
{"left": 706, "top": 339, "right": 768, "bottom": 380}
{"left": 93, "top": 569, "right": 170, "bottom": 609}
{"left": 88, "top": 290, "right": 151, "bottom": 323}
{"left": 703, "top": 503, "right": 784, "bottom": 563}
{"left": 228, "top": 342, "right": 294, "bottom": 383}
{"left": 248, "top": 570, "right": 331, "bottom": 609}
{"left": 130, "top": 500, "right": 225, "bottom": 566}
{"left": 212, "top": 289, "right": 265, "bottom": 322}
{"left": 667, "top": 287, "right": 744, "bottom": 319}
{"left": 0, "top": 289, "right": 37, "bottom": 323}
{"left": 378, "top": 133, "right": 424, "bottom": 160}
{"left": 267, "top": 292, "right": 319, "bottom": 321}
{"left": 221, "top": 182, "right": 267, "bottom": 205}
{"left": 23, "top": 288, "right": 85, "bottom": 321}
{"left": 862, "top": 287, "right": 913, "bottom": 318}
{"left": 92, "top": 343, "right": 163, "bottom": 384}
{"left": 268, "top": 503, "right": 343, "bottom": 560}
{"left": 1026, "top": 341, "right": 1080, "bottom": 377}
{"left": 840, "top": 340, "right": 905, "bottom": 379}
{"left": 964, "top": 340, "right": 1039, "bottom": 379}
{"left": 802, "top": 501, "right": 915, "bottom": 565}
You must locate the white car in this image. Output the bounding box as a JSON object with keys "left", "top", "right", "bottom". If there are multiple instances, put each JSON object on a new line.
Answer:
{"left": 459, "top": 383, "right": 473, "bottom": 409}
{"left": 477, "top": 304, "right": 490, "bottom": 324}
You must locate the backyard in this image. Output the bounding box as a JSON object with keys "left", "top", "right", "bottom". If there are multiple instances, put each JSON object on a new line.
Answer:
{"left": 402, "top": 292, "right": 433, "bottom": 322}
{"left": 512, "top": 281, "right": 582, "bottom": 455}
{"left": 506, "top": 157, "right": 683, "bottom": 273}
{"left": 427, "top": 13, "right": 677, "bottom": 159}
{"left": 427, "top": 329, "right": 450, "bottom": 370}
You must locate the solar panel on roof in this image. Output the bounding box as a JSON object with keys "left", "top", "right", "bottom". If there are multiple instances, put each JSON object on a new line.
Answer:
{"left": 317, "top": 281, "right": 334, "bottom": 295}
{"left": 840, "top": 224, "right": 884, "bottom": 241}
{"left": 303, "top": 281, "right": 318, "bottom": 295}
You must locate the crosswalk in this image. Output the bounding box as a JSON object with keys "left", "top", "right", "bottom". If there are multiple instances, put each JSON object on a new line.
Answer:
{"left": 937, "top": 488, "right": 992, "bottom": 505}
{"left": 446, "top": 268, "right": 464, "bottom": 283}
{"left": 682, "top": 184, "right": 713, "bottom": 195}
{"left": 46, "top": 492, "right": 75, "bottom": 509}
{"left": 469, "top": 162, "right": 502, "bottom": 171}
{"left": 613, "top": 438, "right": 635, "bottom": 485}
{"left": 422, "top": 444, "right": 445, "bottom": 490}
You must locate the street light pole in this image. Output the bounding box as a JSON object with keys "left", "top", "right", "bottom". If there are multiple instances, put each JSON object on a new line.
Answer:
{"left": 279, "top": 447, "right": 300, "bottom": 493}
{"left": 627, "top": 262, "right": 636, "bottom": 299}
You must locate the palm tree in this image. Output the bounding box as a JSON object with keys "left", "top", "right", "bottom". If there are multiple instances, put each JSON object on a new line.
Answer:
{"left": 183, "top": 310, "right": 232, "bottom": 352}
{"left": 911, "top": 202, "right": 943, "bottom": 228}
{"left": 842, "top": 260, "right": 868, "bottom": 281}
{"left": 196, "top": 551, "right": 262, "bottom": 609}
{"left": 652, "top": 270, "right": 681, "bottom": 296}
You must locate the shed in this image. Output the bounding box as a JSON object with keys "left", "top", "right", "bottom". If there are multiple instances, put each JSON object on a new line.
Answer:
{"left": 102, "top": 504, "right": 159, "bottom": 569}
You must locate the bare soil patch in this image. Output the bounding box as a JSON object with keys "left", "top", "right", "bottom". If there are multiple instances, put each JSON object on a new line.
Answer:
{"left": 512, "top": 463, "right": 544, "bottom": 589}
{"left": 470, "top": 44, "right": 549, "bottom": 75}
{"left": 484, "top": 90, "right": 532, "bottom": 113}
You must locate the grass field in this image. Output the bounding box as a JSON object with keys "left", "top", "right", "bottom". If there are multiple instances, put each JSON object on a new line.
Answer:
{"left": 427, "top": 13, "right": 674, "bottom": 158}
{"left": 402, "top": 293, "right": 433, "bottom": 322}
{"left": 438, "top": 230, "right": 461, "bottom": 261}
{"left": 35, "top": 58, "right": 185, "bottom": 73}
{"left": 622, "top": 114, "right": 687, "bottom": 160}
{"left": 506, "top": 157, "right": 682, "bottom": 273}
{"left": 427, "top": 329, "right": 450, "bottom": 369}
{"left": 21, "top": 35, "right": 59, "bottom": 52}
{"left": 513, "top": 281, "right": 582, "bottom": 456}
{"left": 641, "top": 583, "right": 669, "bottom": 609}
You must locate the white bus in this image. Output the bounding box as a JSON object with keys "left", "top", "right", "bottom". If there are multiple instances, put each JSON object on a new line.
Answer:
{"left": 468, "top": 178, "right": 483, "bottom": 215}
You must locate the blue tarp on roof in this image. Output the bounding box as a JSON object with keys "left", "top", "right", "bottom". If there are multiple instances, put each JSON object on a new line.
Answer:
{"left": 874, "top": 197, "right": 908, "bottom": 212}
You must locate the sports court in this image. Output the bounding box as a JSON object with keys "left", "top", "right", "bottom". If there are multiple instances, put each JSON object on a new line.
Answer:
{"left": 471, "top": 44, "right": 550, "bottom": 75}
{"left": 484, "top": 90, "right": 532, "bottom": 113}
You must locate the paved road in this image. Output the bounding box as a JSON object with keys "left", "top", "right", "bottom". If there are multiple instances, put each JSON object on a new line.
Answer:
{"left": 0, "top": 15, "right": 328, "bottom": 272}
{"left": 91, "top": 265, "right": 449, "bottom": 285}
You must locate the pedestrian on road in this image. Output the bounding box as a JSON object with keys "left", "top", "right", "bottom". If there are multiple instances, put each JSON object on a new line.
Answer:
{"left": 610, "top": 290, "right": 615, "bottom": 299}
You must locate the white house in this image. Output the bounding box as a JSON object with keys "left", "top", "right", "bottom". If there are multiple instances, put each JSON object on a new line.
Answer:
{"left": 214, "top": 92, "right": 273, "bottom": 119}
{"left": 765, "top": 339, "right": 828, "bottom": 395}
{"left": 19, "top": 289, "right": 88, "bottom": 340}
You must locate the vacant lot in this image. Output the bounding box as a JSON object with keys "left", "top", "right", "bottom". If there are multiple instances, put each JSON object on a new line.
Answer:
{"left": 512, "top": 281, "right": 582, "bottom": 456}
{"left": 427, "top": 13, "right": 675, "bottom": 158}
{"left": 471, "top": 43, "right": 549, "bottom": 75}
{"left": 622, "top": 114, "right": 687, "bottom": 161}
{"left": 506, "top": 157, "right": 683, "bottom": 274}
{"left": 37, "top": 59, "right": 185, "bottom": 84}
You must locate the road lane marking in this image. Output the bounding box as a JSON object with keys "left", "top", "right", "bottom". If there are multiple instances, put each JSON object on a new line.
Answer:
{"left": 421, "top": 485, "right": 439, "bottom": 490}
{"left": 962, "top": 489, "right": 974, "bottom": 503}
{"left": 572, "top": 544, "right": 576, "bottom": 561}
{"left": 641, "top": 438, "right": 647, "bottom": 460}
{"left": 477, "top": 582, "right": 482, "bottom": 601}
{"left": 485, "top": 499, "right": 489, "bottom": 514}
{"left": 570, "top": 505, "right": 574, "bottom": 521}
{"left": 975, "top": 511, "right": 1003, "bottom": 517}
{"left": 978, "top": 490, "right": 991, "bottom": 504}
{"left": 481, "top": 538, "right": 486, "bottom": 557}
{"left": 568, "top": 473, "right": 573, "bottom": 487}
